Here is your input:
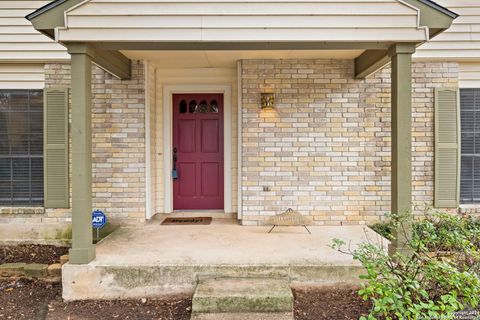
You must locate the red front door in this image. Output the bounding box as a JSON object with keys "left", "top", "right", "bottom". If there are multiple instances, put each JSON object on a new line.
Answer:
{"left": 173, "top": 93, "right": 224, "bottom": 210}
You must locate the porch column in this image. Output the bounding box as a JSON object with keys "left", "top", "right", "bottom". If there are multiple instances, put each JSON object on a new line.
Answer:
{"left": 388, "top": 43, "right": 415, "bottom": 255}
{"left": 68, "top": 43, "right": 95, "bottom": 264}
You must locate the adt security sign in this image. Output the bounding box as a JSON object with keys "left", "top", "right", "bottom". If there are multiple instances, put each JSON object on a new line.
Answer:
{"left": 92, "top": 210, "right": 107, "bottom": 229}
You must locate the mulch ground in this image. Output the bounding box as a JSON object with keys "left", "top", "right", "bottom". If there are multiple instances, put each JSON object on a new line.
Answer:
{"left": 0, "top": 244, "right": 69, "bottom": 265}
{"left": 293, "top": 285, "right": 371, "bottom": 320}
{"left": 0, "top": 278, "right": 370, "bottom": 320}
{"left": 0, "top": 278, "right": 192, "bottom": 320}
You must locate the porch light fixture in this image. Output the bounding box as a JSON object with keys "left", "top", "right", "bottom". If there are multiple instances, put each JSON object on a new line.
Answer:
{"left": 261, "top": 92, "right": 275, "bottom": 110}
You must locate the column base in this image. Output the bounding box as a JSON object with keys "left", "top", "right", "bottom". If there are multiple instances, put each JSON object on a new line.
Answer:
{"left": 69, "top": 245, "right": 96, "bottom": 264}
{"left": 388, "top": 243, "right": 412, "bottom": 257}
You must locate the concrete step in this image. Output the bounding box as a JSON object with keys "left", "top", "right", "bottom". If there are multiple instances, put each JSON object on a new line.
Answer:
{"left": 62, "top": 262, "right": 363, "bottom": 300}
{"left": 192, "top": 278, "right": 294, "bottom": 314}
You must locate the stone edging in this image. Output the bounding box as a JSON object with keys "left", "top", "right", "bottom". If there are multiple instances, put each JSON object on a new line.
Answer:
{"left": 0, "top": 254, "right": 68, "bottom": 281}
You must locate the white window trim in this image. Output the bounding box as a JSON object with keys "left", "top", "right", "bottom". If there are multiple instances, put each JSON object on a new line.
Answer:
{"left": 162, "top": 84, "right": 232, "bottom": 214}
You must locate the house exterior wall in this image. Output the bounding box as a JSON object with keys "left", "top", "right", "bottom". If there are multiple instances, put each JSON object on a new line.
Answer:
{"left": 0, "top": 60, "right": 146, "bottom": 243}
{"left": 416, "top": 0, "right": 480, "bottom": 60}
{"left": 0, "top": 64, "right": 45, "bottom": 89}
{"left": 1, "top": 0, "right": 480, "bottom": 241}
{"left": 0, "top": 1, "right": 68, "bottom": 62}
{"left": 459, "top": 62, "right": 480, "bottom": 88}
{"left": 240, "top": 59, "right": 459, "bottom": 226}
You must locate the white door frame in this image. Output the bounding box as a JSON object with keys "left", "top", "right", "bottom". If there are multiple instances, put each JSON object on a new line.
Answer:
{"left": 163, "top": 84, "right": 232, "bottom": 213}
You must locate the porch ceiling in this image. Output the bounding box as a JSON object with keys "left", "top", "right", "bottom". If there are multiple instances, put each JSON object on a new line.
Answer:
{"left": 123, "top": 50, "right": 365, "bottom": 68}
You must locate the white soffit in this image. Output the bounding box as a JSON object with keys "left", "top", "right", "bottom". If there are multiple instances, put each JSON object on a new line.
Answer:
{"left": 56, "top": 0, "right": 428, "bottom": 43}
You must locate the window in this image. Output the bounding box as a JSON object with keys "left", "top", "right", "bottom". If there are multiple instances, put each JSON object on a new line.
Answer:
{"left": 0, "top": 90, "right": 43, "bottom": 206}
{"left": 179, "top": 99, "right": 187, "bottom": 113}
{"left": 181, "top": 99, "right": 219, "bottom": 114}
{"left": 460, "top": 88, "right": 480, "bottom": 204}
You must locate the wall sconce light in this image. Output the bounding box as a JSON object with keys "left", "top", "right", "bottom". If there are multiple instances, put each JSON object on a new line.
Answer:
{"left": 261, "top": 93, "right": 275, "bottom": 110}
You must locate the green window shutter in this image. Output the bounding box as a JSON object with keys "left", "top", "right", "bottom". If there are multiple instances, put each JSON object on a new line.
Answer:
{"left": 44, "top": 87, "right": 69, "bottom": 208}
{"left": 434, "top": 88, "right": 460, "bottom": 208}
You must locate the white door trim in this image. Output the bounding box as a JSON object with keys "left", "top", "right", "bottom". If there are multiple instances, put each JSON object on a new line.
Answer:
{"left": 163, "top": 84, "right": 232, "bottom": 214}
{"left": 144, "top": 61, "right": 153, "bottom": 219}
{"left": 236, "top": 61, "right": 243, "bottom": 220}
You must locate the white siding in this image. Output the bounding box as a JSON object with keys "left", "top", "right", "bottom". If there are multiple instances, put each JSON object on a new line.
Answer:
{"left": 416, "top": 0, "right": 480, "bottom": 60}
{"left": 0, "top": 1, "right": 68, "bottom": 62}
{"left": 58, "top": 0, "right": 427, "bottom": 42}
{"left": 459, "top": 63, "right": 480, "bottom": 88}
{"left": 0, "top": 64, "right": 44, "bottom": 89}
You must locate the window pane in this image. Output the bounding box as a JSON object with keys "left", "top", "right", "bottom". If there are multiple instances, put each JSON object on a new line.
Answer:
{"left": 29, "top": 91, "right": 43, "bottom": 110}
{"left": 179, "top": 100, "right": 187, "bottom": 114}
{"left": 189, "top": 100, "right": 197, "bottom": 113}
{"left": 10, "top": 134, "right": 29, "bottom": 155}
{"left": 0, "top": 90, "right": 43, "bottom": 206}
{"left": 209, "top": 100, "right": 218, "bottom": 113}
{"left": 461, "top": 110, "right": 474, "bottom": 132}
{"left": 461, "top": 89, "right": 475, "bottom": 110}
{"left": 0, "top": 134, "right": 9, "bottom": 155}
{"left": 0, "top": 92, "right": 9, "bottom": 112}
{"left": 462, "top": 132, "right": 474, "bottom": 154}
{"left": 198, "top": 100, "right": 208, "bottom": 113}
{"left": 461, "top": 156, "right": 473, "bottom": 181}
{"left": 10, "top": 91, "right": 28, "bottom": 111}
{"left": 474, "top": 180, "right": 480, "bottom": 202}
{"left": 30, "top": 112, "right": 42, "bottom": 134}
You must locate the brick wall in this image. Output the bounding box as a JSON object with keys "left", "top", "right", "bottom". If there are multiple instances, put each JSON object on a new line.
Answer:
{"left": 240, "top": 59, "right": 459, "bottom": 226}
{"left": 90, "top": 60, "right": 146, "bottom": 221}
{"left": 1, "top": 57, "right": 471, "bottom": 240}
{"left": 3, "top": 60, "right": 146, "bottom": 230}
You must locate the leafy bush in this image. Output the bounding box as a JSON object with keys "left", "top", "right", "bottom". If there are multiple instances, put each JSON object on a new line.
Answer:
{"left": 331, "top": 211, "right": 480, "bottom": 320}
{"left": 370, "top": 211, "right": 480, "bottom": 249}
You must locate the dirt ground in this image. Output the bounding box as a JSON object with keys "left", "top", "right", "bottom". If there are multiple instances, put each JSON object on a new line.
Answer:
{"left": 0, "top": 244, "right": 371, "bottom": 320}
{"left": 0, "top": 244, "right": 69, "bottom": 265}
{"left": 293, "top": 285, "right": 371, "bottom": 320}
{"left": 0, "top": 278, "right": 370, "bottom": 320}
{"left": 0, "top": 278, "right": 192, "bottom": 320}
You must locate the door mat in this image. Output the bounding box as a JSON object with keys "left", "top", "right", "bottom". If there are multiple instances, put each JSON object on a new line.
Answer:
{"left": 161, "top": 217, "right": 212, "bottom": 225}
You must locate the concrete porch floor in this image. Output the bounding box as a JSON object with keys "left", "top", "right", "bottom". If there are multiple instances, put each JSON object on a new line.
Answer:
{"left": 62, "top": 218, "right": 386, "bottom": 300}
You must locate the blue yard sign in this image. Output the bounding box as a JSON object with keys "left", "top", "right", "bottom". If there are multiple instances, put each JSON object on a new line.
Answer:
{"left": 92, "top": 210, "right": 107, "bottom": 229}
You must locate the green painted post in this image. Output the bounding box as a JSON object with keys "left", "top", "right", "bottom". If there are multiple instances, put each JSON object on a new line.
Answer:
{"left": 388, "top": 43, "right": 415, "bottom": 255}
{"left": 68, "top": 43, "right": 95, "bottom": 264}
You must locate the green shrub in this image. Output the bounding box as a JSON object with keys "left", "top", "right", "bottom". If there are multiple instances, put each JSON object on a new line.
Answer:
{"left": 371, "top": 211, "right": 480, "bottom": 249}
{"left": 370, "top": 220, "right": 394, "bottom": 240}
{"left": 331, "top": 211, "right": 480, "bottom": 320}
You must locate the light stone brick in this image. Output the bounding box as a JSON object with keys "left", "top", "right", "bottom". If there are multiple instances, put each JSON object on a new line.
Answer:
{"left": 7, "top": 61, "right": 146, "bottom": 227}
{"left": 241, "top": 59, "right": 466, "bottom": 226}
